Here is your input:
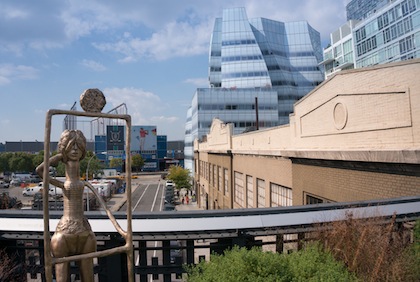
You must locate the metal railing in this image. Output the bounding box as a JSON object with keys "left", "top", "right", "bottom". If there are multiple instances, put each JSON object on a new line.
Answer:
{"left": 0, "top": 195, "right": 419, "bottom": 281}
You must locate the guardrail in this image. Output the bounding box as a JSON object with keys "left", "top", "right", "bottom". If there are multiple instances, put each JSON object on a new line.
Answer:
{"left": 1, "top": 195, "right": 419, "bottom": 281}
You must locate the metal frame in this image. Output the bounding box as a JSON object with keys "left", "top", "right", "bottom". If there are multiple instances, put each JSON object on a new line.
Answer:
{"left": 42, "top": 109, "right": 133, "bottom": 282}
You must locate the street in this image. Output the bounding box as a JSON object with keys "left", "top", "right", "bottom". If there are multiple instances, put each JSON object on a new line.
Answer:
{"left": 120, "top": 174, "right": 166, "bottom": 212}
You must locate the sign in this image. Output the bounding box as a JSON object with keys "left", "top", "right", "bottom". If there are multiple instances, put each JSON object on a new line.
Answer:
{"left": 107, "top": 126, "right": 125, "bottom": 151}
{"left": 131, "top": 126, "right": 157, "bottom": 152}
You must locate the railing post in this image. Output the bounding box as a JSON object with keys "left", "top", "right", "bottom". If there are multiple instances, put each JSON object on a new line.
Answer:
{"left": 98, "top": 235, "right": 126, "bottom": 282}
{"left": 139, "top": 240, "right": 147, "bottom": 282}
{"left": 276, "top": 235, "right": 284, "bottom": 253}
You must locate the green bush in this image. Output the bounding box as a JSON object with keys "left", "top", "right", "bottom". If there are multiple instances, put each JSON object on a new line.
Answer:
{"left": 185, "top": 244, "right": 357, "bottom": 282}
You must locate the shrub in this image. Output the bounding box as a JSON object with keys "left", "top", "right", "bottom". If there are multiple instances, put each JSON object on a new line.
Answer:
{"left": 314, "top": 214, "right": 420, "bottom": 281}
{"left": 0, "top": 248, "right": 25, "bottom": 282}
{"left": 185, "top": 245, "right": 356, "bottom": 282}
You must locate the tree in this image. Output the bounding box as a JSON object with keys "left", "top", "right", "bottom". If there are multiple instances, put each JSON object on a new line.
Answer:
{"left": 32, "top": 151, "right": 44, "bottom": 169}
{"left": 131, "top": 154, "right": 144, "bottom": 172}
{"left": 80, "top": 152, "right": 104, "bottom": 179}
{"left": 8, "top": 152, "right": 34, "bottom": 172}
{"left": 167, "top": 165, "right": 192, "bottom": 189}
{"left": 185, "top": 244, "right": 356, "bottom": 282}
{"left": 0, "top": 152, "right": 13, "bottom": 172}
{"left": 109, "top": 158, "right": 123, "bottom": 170}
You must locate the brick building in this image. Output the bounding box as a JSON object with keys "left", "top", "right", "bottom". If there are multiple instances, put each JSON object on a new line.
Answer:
{"left": 194, "top": 59, "right": 420, "bottom": 210}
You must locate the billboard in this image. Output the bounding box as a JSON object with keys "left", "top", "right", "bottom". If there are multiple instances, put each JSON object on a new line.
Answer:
{"left": 131, "top": 126, "right": 157, "bottom": 152}
{"left": 106, "top": 125, "right": 125, "bottom": 151}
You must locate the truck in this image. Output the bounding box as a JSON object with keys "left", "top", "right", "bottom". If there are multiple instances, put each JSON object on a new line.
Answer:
{"left": 91, "top": 182, "right": 112, "bottom": 199}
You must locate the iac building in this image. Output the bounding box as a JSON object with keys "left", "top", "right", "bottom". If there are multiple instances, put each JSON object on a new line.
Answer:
{"left": 184, "top": 7, "right": 325, "bottom": 172}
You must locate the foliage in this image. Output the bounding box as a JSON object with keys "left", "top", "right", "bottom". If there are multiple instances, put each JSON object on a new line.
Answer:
{"left": 8, "top": 152, "right": 34, "bottom": 173}
{"left": 31, "top": 151, "right": 44, "bottom": 169}
{"left": 131, "top": 154, "right": 145, "bottom": 172}
{"left": 0, "top": 248, "right": 26, "bottom": 282}
{"left": 0, "top": 151, "right": 104, "bottom": 178}
{"left": 109, "top": 157, "right": 123, "bottom": 169}
{"left": 167, "top": 165, "right": 191, "bottom": 189}
{"left": 81, "top": 152, "right": 104, "bottom": 180}
{"left": 0, "top": 152, "right": 13, "bottom": 172}
{"left": 185, "top": 245, "right": 356, "bottom": 282}
{"left": 314, "top": 214, "right": 420, "bottom": 281}
{"left": 406, "top": 219, "right": 420, "bottom": 280}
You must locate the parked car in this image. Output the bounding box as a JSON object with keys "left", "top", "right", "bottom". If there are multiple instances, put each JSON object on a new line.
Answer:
{"left": 166, "top": 180, "right": 174, "bottom": 187}
{"left": 170, "top": 240, "right": 183, "bottom": 264}
{"left": 10, "top": 179, "right": 22, "bottom": 187}
{"left": 0, "top": 181, "right": 9, "bottom": 188}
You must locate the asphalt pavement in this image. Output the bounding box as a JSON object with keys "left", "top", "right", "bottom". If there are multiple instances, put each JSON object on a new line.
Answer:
{"left": 109, "top": 178, "right": 201, "bottom": 212}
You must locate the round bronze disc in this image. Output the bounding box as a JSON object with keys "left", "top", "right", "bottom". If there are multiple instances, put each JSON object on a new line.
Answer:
{"left": 80, "top": 88, "right": 106, "bottom": 113}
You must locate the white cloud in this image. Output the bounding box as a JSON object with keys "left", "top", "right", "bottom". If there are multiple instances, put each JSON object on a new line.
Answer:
{"left": 0, "top": 6, "right": 29, "bottom": 20}
{"left": 94, "top": 19, "right": 212, "bottom": 62}
{"left": 103, "top": 87, "right": 186, "bottom": 140}
{"left": 81, "top": 59, "right": 107, "bottom": 71}
{"left": 104, "top": 87, "right": 162, "bottom": 123}
{"left": 0, "top": 64, "right": 38, "bottom": 85}
{"left": 0, "top": 76, "right": 10, "bottom": 85}
{"left": 0, "top": 1, "right": 347, "bottom": 58}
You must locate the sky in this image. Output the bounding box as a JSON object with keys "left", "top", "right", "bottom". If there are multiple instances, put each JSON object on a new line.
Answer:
{"left": 0, "top": 0, "right": 349, "bottom": 143}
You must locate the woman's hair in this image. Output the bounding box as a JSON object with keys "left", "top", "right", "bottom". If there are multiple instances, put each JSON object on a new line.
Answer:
{"left": 58, "top": 130, "right": 87, "bottom": 162}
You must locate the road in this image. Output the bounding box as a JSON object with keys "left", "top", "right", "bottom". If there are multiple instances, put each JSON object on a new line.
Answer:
{"left": 119, "top": 175, "right": 183, "bottom": 282}
{"left": 119, "top": 174, "right": 166, "bottom": 212}
{"left": 1, "top": 174, "right": 168, "bottom": 211}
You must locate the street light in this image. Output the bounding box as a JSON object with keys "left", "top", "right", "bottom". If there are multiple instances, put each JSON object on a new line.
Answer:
{"left": 85, "top": 151, "right": 106, "bottom": 211}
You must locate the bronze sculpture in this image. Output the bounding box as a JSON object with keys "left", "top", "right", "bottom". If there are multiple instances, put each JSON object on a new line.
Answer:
{"left": 40, "top": 88, "right": 134, "bottom": 282}
{"left": 37, "top": 129, "right": 96, "bottom": 281}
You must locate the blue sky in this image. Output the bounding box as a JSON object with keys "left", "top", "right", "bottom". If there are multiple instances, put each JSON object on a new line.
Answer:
{"left": 0, "top": 0, "right": 348, "bottom": 143}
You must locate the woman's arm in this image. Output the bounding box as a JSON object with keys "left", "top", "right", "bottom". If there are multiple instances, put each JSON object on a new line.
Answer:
{"left": 36, "top": 154, "right": 64, "bottom": 188}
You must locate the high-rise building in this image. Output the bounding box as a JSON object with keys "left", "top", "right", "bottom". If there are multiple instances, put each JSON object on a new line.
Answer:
{"left": 184, "top": 7, "right": 324, "bottom": 171}
{"left": 346, "top": 0, "right": 391, "bottom": 20}
{"left": 321, "top": 0, "right": 420, "bottom": 78}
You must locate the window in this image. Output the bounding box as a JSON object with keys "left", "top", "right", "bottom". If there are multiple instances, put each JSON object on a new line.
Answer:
{"left": 270, "top": 183, "right": 292, "bottom": 207}
{"left": 224, "top": 168, "right": 229, "bottom": 195}
{"left": 257, "top": 178, "right": 265, "bottom": 208}
{"left": 400, "top": 35, "right": 414, "bottom": 54}
{"left": 246, "top": 175, "right": 254, "bottom": 208}
{"left": 307, "top": 195, "right": 324, "bottom": 204}
{"left": 342, "top": 39, "right": 353, "bottom": 55}
{"left": 234, "top": 172, "right": 244, "bottom": 207}
{"left": 218, "top": 166, "right": 222, "bottom": 191}
{"left": 305, "top": 194, "right": 333, "bottom": 205}
{"left": 355, "top": 27, "right": 366, "bottom": 42}
{"left": 213, "top": 165, "right": 217, "bottom": 187}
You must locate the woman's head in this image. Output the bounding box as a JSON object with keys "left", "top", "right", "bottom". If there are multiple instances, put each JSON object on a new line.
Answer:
{"left": 58, "top": 130, "right": 87, "bottom": 162}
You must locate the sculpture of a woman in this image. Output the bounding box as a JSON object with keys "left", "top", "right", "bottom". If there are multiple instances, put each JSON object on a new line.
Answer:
{"left": 37, "top": 129, "right": 96, "bottom": 282}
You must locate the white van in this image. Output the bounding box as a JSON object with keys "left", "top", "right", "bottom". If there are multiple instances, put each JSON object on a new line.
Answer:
{"left": 22, "top": 186, "right": 42, "bottom": 197}
{"left": 23, "top": 182, "right": 62, "bottom": 197}
{"left": 48, "top": 186, "right": 63, "bottom": 197}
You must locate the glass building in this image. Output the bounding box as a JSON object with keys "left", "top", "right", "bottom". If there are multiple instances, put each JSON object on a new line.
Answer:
{"left": 185, "top": 7, "right": 324, "bottom": 171}
{"left": 346, "top": 0, "right": 391, "bottom": 20}
{"left": 321, "top": 0, "right": 420, "bottom": 78}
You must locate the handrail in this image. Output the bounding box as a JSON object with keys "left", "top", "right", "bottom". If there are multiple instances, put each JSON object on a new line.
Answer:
{"left": 1, "top": 196, "right": 419, "bottom": 237}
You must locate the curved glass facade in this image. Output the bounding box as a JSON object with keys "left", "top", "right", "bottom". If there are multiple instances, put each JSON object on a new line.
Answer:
{"left": 185, "top": 7, "right": 324, "bottom": 172}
